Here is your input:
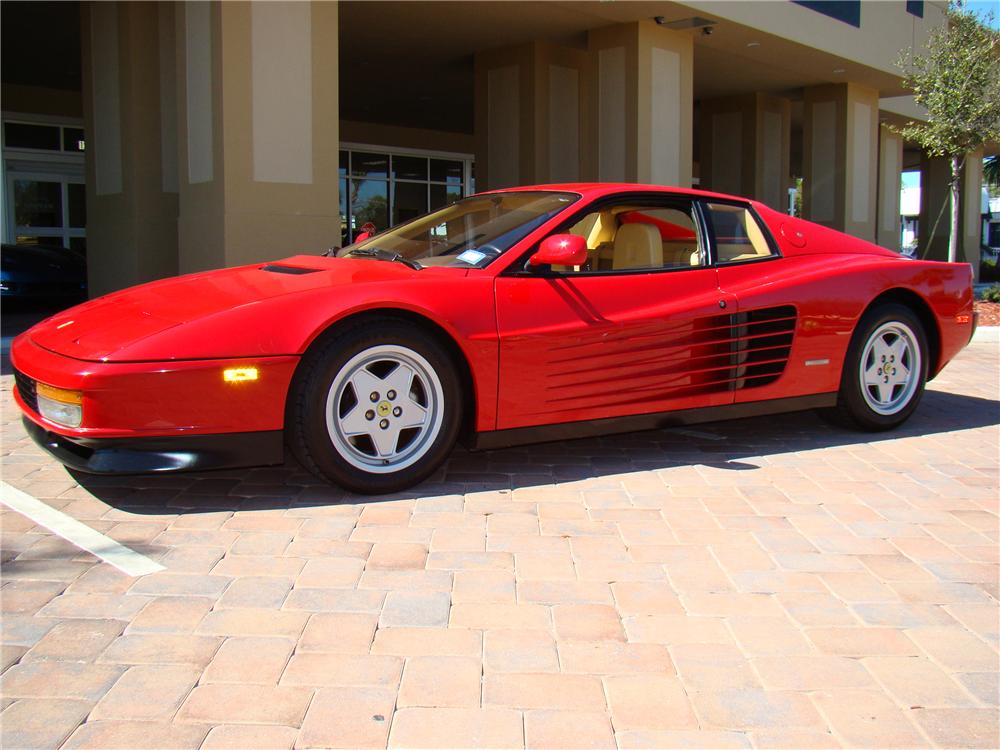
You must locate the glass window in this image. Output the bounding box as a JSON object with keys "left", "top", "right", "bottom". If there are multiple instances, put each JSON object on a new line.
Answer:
{"left": 339, "top": 150, "right": 348, "bottom": 178}
{"left": 350, "top": 179, "right": 389, "bottom": 234}
{"left": 4, "top": 122, "right": 61, "bottom": 150}
{"left": 339, "top": 176, "right": 349, "bottom": 247}
{"left": 351, "top": 152, "right": 388, "bottom": 179}
{"left": 393, "top": 155, "right": 428, "bottom": 182}
{"left": 69, "top": 237, "right": 87, "bottom": 254}
{"left": 705, "top": 203, "right": 776, "bottom": 263}
{"left": 430, "top": 184, "right": 461, "bottom": 211}
{"left": 14, "top": 180, "right": 63, "bottom": 227}
{"left": 393, "top": 181, "right": 427, "bottom": 226}
{"left": 550, "top": 202, "right": 703, "bottom": 273}
{"left": 68, "top": 183, "right": 86, "bottom": 228}
{"left": 63, "top": 127, "right": 86, "bottom": 152}
{"left": 338, "top": 191, "right": 577, "bottom": 268}
{"left": 430, "top": 159, "right": 463, "bottom": 185}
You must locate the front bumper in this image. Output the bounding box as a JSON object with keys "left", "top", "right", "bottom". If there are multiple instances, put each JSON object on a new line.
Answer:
{"left": 23, "top": 418, "right": 284, "bottom": 474}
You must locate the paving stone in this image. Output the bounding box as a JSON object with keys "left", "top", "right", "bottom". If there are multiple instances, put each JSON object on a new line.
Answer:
{"left": 0, "top": 579, "right": 66, "bottom": 613}
{"left": 61, "top": 720, "right": 209, "bottom": 750}
{"left": 177, "top": 683, "right": 313, "bottom": 725}
{"left": 623, "top": 614, "right": 734, "bottom": 645}
{"left": 212, "top": 555, "right": 305, "bottom": 578}
{"left": 557, "top": 641, "right": 673, "bottom": 675}
{"left": 90, "top": 664, "right": 200, "bottom": 720}
{"left": 552, "top": 604, "right": 624, "bottom": 642}
{"left": 0, "top": 660, "right": 124, "bottom": 701}
{"left": 912, "top": 708, "right": 1000, "bottom": 749}
{"left": 0, "top": 698, "right": 91, "bottom": 750}
{"left": 128, "top": 596, "right": 214, "bottom": 633}
{"left": 452, "top": 570, "right": 516, "bottom": 604}
{"left": 811, "top": 689, "right": 928, "bottom": 748}
{"left": 615, "top": 730, "right": 751, "bottom": 749}
{"left": 690, "top": 688, "right": 824, "bottom": 730}
{"left": 379, "top": 591, "right": 451, "bottom": 628}
{"left": 450, "top": 603, "right": 550, "bottom": 630}
{"left": 905, "top": 626, "right": 1000, "bottom": 671}
{"left": 99, "top": 633, "right": 222, "bottom": 666}
{"left": 25, "top": 619, "right": 124, "bottom": 661}
{"left": 1, "top": 645, "right": 27, "bottom": 673}
{"left": 524, "top": 710, "right": 615, "bottom": 749}
{"left": 196, "top": 609, "right": 308, "bottom": 639}
{"left": 603, "top": 675, "right": 698, "bottom": 730}
{"left": 806, "top": 627, "right": 920, "bottom": 657}
{"left": 36, "top": 592, "right": 153, "bottom": 620}
{"left": 484, "top": 673, "right": 606, "bottom": 711}
{"left": 299, "top": 613, "right": 378, "bottom": 652}
{"left": 484, "top": 630, "right": 559, "bottom": 673}
{"left": 955, "top": 671, "right": 999, "bottom": 705}
{"left": 359, "top": 569, "right": 453, "bottom": 591}
{"left": 282, "top": 587, "right": 384, "bottom": 613}
{"left": 200, "top": 724, "right": 298, "bottom": 750}
{"left": 128, "top": 574, "right": 232, "bottom": 598}
{"left": 610, "top": 581, "right": 683, "bottom": 614}
{"left": 202, "top": 637, "right": 295, "bottom": 684}
{"left": 370, "top": 628, "right": 483, "bottom": 657}
{"left": 863, "top": 656, "right": 978, "bottom": 707}
{"left": 298, "top": 687, "right": 396, "bottom": 749}
{"left": 398, "top": 656, "right": 482, "bottom": 707}
{"left": 672, "top": 643, "right": 760, "bottom": 690}
{"left": 0, "top": 614, "right": 58, "bottom": 647}
{"left": 281, "top": 653, "right": 403, "bottom": 688}
{"left": 727, "top": 616, "right": 814, "bottom": 656}
{"left": 753, "top": 655, "right": 875, "bottom": 691}
{"left": 294, "top": 557, "right": 366, "bottom": 588}
{"left": 749, "top": 728, "right": 842, "bottom": 748}
{"left": 216, "top": 576, "right": 292, "bottom": 609}
{"left": 388, "top": 707, "right": 523, "bottom": 749}
{"left": 367, "top": 542, "right": 428, "bottom": 569}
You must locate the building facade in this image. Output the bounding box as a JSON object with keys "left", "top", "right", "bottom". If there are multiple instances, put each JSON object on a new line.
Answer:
{"left": 0, "top": 1, "right": 991, "bottom": 295}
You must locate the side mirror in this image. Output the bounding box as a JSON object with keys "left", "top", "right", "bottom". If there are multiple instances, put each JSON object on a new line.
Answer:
{"left": 354, "top": 231, "right": 372, "bottom": 244}
{"left": 528, "top": 234, "right": 588, "bottom": 268}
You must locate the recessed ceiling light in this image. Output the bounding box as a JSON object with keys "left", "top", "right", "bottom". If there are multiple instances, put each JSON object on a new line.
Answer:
{"left": 747, "top": 41, "right": 760, "bottom": 47}
{"left": 832, "top": 68, "right": 846, "bottom": 74}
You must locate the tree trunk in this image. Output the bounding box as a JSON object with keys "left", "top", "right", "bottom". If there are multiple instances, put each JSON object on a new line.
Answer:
{"left": 949, "top": 155, "right": 961, "bottom": 263}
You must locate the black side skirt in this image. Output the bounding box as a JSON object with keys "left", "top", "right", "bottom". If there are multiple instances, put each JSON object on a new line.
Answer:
{"left": 471, "top": 393, "right": 838, "bottom": 451}
{"left": 23, "top": 419, "right": 285, "bottom": 475}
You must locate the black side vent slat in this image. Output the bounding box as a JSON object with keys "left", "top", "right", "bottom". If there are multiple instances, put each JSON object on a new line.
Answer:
{"left": 261, "top": 264, "right": 319, "bottom": 275}
{"left": 12, "top": 366, "right": 38, "bottom": 413}
{"left": 728, "top": 305, "right": 797, "bottom": 391}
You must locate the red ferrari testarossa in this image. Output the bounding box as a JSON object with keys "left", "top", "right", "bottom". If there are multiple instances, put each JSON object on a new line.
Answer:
{"left": 11, "top": 184, "right": 975, "bottom": 493}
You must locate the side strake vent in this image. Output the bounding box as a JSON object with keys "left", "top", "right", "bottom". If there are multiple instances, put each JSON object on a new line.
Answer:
{"left": 541, "top": 305, "right": 797, "bottom": 415}
{"left": 260, "top": 264, "right": 319, "bottom": 275}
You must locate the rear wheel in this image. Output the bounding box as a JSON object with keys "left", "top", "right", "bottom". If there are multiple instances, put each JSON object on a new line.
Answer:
{"left": 288, "top": 321, "right": 461, "bottom": 493}
{"left": 826, "top": 303, "right": 928, "bottom": 431}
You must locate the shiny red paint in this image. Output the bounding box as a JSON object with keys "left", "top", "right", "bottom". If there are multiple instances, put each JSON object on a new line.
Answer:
{"left": 11, "top": 183, "right": 975, "bottom": 457}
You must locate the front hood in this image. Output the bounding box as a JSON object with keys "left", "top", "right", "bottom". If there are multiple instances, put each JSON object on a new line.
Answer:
{"left": 28, "top": 255, "right": 426, "bottom": 361}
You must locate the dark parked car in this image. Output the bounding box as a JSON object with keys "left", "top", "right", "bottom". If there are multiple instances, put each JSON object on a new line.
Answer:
{"left": 1, "top": 243, "right": 87, "bottom": 302}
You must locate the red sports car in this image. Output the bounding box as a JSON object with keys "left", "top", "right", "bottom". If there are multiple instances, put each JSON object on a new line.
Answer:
{"left": 10, "top": 184, "right": 975, "bottom": 493}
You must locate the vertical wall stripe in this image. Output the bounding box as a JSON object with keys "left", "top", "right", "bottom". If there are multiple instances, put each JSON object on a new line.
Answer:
{"left": 92, "top": 2, "right": 123, "bottom": 195}
{"left": 251, "top": 2, "right": 313, "bottom": 184}
{"left": 598, "top": 47, "right": 625, "bottom": 182}
{"left": 548, "top": 65, "right": 579, "bottom": 183}
{"left": 810, "top": 101, "right": 836, "bottom": 222}
{"left": 711, "top": 111, "right": 742, "bottom": 196}
{"left": 158, "top": 3, "right": 178, "bottom": 193}
{"left": 762, "top": 111, "right": 782, "bottom": 208}
{"left": 650, "top": 47, "right": 680, "bottom": 186}
{"left": 880, "top": 134, "right": 899, "bottom": 232}
{"left": 851, "top": 101, "right": 871, "bottom": 223}
{"left": 964, "top": 157, "right": 981, "bottom": 230}
{"left": 487, "top": 65, "right": 519, "bottom": 189}
{"left": 185, "top": 1, "right": 213, "bottom": 184}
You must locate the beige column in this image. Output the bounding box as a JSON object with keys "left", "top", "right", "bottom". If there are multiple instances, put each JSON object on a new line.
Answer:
{"left": 474, "top": 42, "right": 587, "bottom": 190}
{"left": 176, "top": 1, "right": 340, "bottom": 274}
{"left": 961, "top": 151, "right": 983, "bottom": 280}
{"left": 699, "top": 93, "right": 791, "bottom": 210}
{"left": 82, "top": 1, "right": 179, "bottom": 297}
{"left": 876, "top": 123, "right": 903, "bottom": 251}
{"left": 803, "top": 83, "right": 879, "bottom": 240}
{"left": 918, "top": 154, "right": 951, "bottom": 261}
{"left": 585, "top": 21, "right": 693, "bottom": 187}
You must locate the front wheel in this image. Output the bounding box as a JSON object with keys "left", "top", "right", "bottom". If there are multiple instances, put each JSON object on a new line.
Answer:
{"left": 826, "top": 303, "right": 928, "bottom": 431}
{"left": 287, "top": 322, "right": 461, "bottom": 493}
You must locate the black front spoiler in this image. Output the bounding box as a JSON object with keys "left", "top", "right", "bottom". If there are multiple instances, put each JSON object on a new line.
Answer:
{"left": 23, "top": 418, "right": 285, "bottom": 475}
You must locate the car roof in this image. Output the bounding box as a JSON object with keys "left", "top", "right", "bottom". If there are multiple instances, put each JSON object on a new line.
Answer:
{"left": 479, "top": 182, "right": 758, "bottom": 205}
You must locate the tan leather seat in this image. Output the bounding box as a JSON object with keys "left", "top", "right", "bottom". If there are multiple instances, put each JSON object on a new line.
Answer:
{"left": 612, "top": 223, "right": 663, "bottom": 270}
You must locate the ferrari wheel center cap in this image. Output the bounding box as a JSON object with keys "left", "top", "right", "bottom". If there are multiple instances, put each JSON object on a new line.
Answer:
{"left": 377, "top": 401, "right": 391, "bottom": 417}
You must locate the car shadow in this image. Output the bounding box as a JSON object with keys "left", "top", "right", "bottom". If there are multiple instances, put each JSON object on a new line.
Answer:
{"left": 69, "top": 388, "right": 1000, "bottom": 517}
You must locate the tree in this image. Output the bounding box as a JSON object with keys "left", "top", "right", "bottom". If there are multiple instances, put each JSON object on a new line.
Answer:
{"left": 895, "top": 4, "right": 1000, "bottom": 261}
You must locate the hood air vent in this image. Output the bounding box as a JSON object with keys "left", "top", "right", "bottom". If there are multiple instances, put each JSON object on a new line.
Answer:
{"left": 260, "top": 264, "right": 319, "bottom": 275}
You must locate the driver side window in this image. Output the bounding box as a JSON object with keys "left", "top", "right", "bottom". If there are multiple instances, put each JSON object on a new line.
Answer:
{"left": 556, "top": 202, "right": 704, "bottom": 273}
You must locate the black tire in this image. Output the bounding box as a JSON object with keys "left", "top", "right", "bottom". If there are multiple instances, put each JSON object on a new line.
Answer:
{"left": 823, "top": 303, "right": 928, "bottom": 431}
{"left": 287, "top": 320, "right": 462, "bottom": 494}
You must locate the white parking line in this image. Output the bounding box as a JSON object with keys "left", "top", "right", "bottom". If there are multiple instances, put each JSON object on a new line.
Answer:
{"left": 0, "top": 481, "right": 165, "bottom": 577}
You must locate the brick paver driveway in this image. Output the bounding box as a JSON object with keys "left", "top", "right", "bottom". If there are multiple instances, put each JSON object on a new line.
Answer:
{"left": 1, "top": 341, "right": 997, "bottom": 750}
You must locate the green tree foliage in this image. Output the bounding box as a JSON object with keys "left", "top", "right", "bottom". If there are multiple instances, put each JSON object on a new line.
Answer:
{"left": 895, "top": 5, "right": 1000, "bottom": 261}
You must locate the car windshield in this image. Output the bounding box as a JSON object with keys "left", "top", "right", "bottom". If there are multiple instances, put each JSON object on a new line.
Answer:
{"left": 337, "top": 191, "right": 578, "bottom": 268}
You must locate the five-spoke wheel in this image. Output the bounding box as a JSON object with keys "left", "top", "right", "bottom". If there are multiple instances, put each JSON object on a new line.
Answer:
{"left": 288, "top": 321, "right": 461, "bottom": 494}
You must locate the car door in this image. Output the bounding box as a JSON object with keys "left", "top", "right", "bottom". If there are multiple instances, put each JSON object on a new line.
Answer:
{"left": 494, "top": 196, "right": 738, "bottom": 431}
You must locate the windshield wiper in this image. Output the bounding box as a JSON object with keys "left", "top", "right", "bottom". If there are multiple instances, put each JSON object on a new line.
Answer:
{"left": 346, "top": 248, "right": 423, "bottom": 270}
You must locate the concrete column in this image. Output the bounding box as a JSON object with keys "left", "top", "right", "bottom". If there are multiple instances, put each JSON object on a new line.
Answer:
{"left": 876, "top": 123, "right": 903, "bottom": 251}
{"left": 961, "top": 151, "right": 983, "bottom": 280}
{"left": 802, "top": 83, "right": 879, "bottom": 240}
{"left": 474, "top": 42, "right": 587, "bottom": 190}
{"left": 918, "top": 154, "right": 951, "bottom": 261}
{"left": 699, "top": 93, "right": 791, "bottom": 210}
{"left": 585, "top": 21, "right": 693, "bottom": 187}
{"left": 82, "top": 1, "right": 179, "bottom": 297}
{"left": 176, "top": 1, "right": 340, "bottom": 274}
